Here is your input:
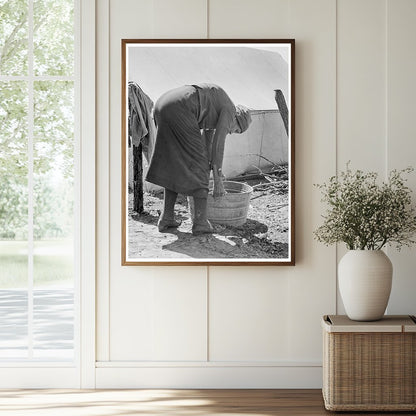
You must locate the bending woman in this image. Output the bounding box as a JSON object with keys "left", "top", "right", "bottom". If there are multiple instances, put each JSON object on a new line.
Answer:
{"left": 146, "top": 83, "right": 252, "bottom": 235}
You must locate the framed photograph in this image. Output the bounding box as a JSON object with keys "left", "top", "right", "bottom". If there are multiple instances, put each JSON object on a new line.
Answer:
{"left": 122, "top": 39, "right": 295, "bottom": 266}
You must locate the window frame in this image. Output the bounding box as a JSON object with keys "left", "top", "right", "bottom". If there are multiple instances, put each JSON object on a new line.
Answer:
{"left": 0, "top": 0, "right": 96, "bottom": 388}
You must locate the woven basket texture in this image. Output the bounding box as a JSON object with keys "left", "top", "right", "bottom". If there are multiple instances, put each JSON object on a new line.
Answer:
{"left": 323, "top": 330, "right": 416, "bottom": 411}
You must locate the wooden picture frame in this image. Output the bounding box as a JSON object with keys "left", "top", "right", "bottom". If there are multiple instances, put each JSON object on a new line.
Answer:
{"left": 122, "top": 39, "right": 295, "bottom": 265}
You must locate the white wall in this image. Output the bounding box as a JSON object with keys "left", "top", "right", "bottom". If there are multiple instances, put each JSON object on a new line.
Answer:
{"left": 95, "top": 0, "right": 416, "bottom": 388}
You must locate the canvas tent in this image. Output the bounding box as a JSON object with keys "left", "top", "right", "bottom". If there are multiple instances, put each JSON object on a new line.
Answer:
{"left": 128, "top": 45, "right": 289, "bottom": 111}
{"left": 127, "top": 45, "right": 289, "bottom": 183}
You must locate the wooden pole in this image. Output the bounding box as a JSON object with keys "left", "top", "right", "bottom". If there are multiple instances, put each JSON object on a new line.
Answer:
{"left": 133, "top": 142, "right": 144, "bottom": 213}
{"left": 274, "top": 89, "right": 289, "bottom": 135}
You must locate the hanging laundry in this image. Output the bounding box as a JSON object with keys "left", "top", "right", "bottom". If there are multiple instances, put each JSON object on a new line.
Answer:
{"left": 128, "top": 81, "right": 155, "bottom": 162}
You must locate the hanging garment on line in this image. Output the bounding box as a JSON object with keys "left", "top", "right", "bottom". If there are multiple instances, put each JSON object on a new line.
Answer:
{"left": 128, "top": 81, "right": 156, "bottom": 162}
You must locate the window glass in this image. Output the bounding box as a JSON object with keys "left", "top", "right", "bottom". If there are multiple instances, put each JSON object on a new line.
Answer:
{"left": 0, "top": 1, "right": 76, "bottom": 362}
{"left": 33, "top": 80, "right": 74, "bottom": 360}
{"left": 0, "top": 81, "right": 29, "bottom": 359}
{"left": 0, "top": 0, "right": 28, "bottom": 75}
{"left": 34, "top": 0, "right": 74, "bottom": 76}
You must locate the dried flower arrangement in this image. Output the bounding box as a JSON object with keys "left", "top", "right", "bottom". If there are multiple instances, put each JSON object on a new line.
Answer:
{"left": 314, "top": 165, "right": 416, "bottom": 250}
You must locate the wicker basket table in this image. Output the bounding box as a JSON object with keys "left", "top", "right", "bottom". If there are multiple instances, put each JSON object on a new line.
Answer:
{"left": 322, "top": 315, "right": 416, "bottom": 411}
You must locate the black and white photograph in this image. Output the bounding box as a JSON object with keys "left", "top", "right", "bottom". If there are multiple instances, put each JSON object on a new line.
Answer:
{"left": 122, "top": 40, "right": 295, "bottom": 265}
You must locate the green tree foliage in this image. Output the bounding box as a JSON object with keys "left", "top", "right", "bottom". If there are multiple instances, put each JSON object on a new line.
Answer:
{"left": 33, "top": 0, "right": 74, "bottom": 76}
{"left": 0, "top": 0, "right": 74, "bottom": 240}
{"left": 34, "top": 80, "right": 74, "bottom": 178}
{"left": 0, "top": 0, "right": 28, "bottom": 75}
{"left": 0, "top": 81, "right": 27, "bottom": 178}
{"left": 34, "top": 176, "right": 74, "bottom": 239}
{"left": 0, "top": 176, "right": 27, "bottom": 238}
{"left": 0, "top": 81, "right": 28, "bottom": 239}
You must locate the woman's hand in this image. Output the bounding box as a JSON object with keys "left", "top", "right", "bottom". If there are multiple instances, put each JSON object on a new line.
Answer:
{"left": 212, "top": 165, "right": 226, "bottom": 199}
{"left": 213, "top": 176, "right": 226, "bottom": 199}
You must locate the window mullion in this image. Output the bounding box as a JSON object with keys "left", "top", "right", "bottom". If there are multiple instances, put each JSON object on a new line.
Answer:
{"left": 27, "top": 0, "right": 34, "bottom": 360}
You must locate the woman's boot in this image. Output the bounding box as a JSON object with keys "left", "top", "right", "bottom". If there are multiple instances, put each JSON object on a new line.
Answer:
{"left": 192, "top": 189, "right": 214, "bottom": 235}
{"left": 158, "top": 188, "right": 181, "bottom": 231}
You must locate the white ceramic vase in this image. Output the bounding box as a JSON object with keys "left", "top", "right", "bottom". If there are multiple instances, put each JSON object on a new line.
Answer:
{"left": 338, "top": 250, "right": 393, "bottom": 321}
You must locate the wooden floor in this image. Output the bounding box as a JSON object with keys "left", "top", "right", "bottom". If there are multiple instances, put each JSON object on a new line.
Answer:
{"left": 0, "top": 389, "right": 413, "bottom": 416}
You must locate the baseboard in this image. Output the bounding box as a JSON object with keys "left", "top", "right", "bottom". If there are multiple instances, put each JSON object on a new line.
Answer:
{"left": 95, "top": 365, "right": 323, "bottom": 389}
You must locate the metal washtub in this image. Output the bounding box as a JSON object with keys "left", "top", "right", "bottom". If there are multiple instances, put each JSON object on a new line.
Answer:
{"left": 188, "top": 181, "right": 253, "bottom": 226}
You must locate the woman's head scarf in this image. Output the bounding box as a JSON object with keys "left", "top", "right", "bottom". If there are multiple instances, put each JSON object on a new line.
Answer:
{"left": 235, "top": 105, "right": 252, "bottom": 133}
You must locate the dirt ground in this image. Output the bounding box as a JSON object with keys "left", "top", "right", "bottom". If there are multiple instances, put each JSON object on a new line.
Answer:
{"left": 128, "top": 176, "right": 289, "bottom": 260}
